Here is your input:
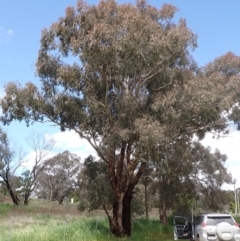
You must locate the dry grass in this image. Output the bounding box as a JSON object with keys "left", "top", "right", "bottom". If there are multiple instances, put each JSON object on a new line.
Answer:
{"left": 0, "top": 198, "right": 108, "bottom": 230}
{"left": 0, "top": 198, "right": 174, "bottom": 241}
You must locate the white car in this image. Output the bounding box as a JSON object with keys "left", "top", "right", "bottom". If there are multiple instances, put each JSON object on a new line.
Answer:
{"left": 174, "top": 213, "right": 240, "bottom": 241}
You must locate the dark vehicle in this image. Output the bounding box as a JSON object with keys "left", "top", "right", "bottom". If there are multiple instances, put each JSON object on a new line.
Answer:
{"left": 174, "top": 216, "right": 192, "bottom": 240}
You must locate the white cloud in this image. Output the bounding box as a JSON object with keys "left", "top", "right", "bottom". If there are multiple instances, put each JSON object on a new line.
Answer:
{"left": 47, "top": 130, "right": 97, "bottom": 160}
{"left": 19, "top": 130, "right": 97, "bottom": 171}
{"left": 201, "top": 130, "right": 240, "bottom": 164}
{"left": 20, "top": 150, "right": 54, "bottom": 170}
{"left": 201, "top": 130, "right": 240, "bottom": 190}
{"left": 0, "top": 27, "right": 14, "bottom": 43}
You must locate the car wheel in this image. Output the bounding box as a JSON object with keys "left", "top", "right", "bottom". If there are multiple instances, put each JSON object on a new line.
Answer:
{"left": 216, "top": 222, "right": 235, "bottom": 241}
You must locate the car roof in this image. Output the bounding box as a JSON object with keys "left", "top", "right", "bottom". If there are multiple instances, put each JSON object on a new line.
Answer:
{"left": 207, "top": 214, "right": 232, "bottom": 217}
{"left": 198, "top": 213, "right": 232, "bottom": 217}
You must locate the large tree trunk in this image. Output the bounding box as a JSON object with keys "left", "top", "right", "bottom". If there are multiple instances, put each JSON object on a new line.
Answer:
{"left": 103, "top": 176, "right": 139, "bottom": 237}
{"left": 23, "top": 188, "right": 31, "bottom": 205}
{"left": 9, "top": 189, "right": 20, "bottom": 205}
{"left": 103, "top": 144, "right": 146, "bottom": 237}
{"left": 105, "top": 188, "right": 134, "bottom": 237}
{"left": 122, "top": 186, "right": 134, "bottom": 236}
{"left": 143, "top": 177, "right": 149, "bottom": 221}
{"left": 24, "top": 196, "right": 29, "bottom": 205}
{"left": 159, "top": 204, "right": 167, "bottom": 225}
{"left": 5, "top": 180, "right": 20, "bottom": 205}
{"left": 158, "top": 178, "right": 167, "bottom": 225}
{"left": 105, "top": 195, "right": 125, "bottom": 237}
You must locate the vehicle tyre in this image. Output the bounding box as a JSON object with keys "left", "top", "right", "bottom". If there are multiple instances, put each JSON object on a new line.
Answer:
{"left": 216, "top": 222, "right": 235, "bottom": 241}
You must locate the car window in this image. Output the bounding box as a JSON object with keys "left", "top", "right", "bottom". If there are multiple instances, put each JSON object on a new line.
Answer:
{"left": 206, "top": 216, "right": 234, "bottom": 225}
{"left": 193, "top": 217, "right": 199, "bottom": 225}
{"left": 198, "top": 216, "right": 204, "bottom": 225}
{"left": 194, "top": 216, "right": 203, "bottom": 225}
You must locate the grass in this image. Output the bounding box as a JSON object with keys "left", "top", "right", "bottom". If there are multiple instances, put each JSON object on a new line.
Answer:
{"left": 0, "top": 202, "right": 12, "bottom": 216}
{"left": 0, "top": 217, "right": 174, "bottom": 241}
{"left": 0, "top": 201, "right": 174, "bottom": 241}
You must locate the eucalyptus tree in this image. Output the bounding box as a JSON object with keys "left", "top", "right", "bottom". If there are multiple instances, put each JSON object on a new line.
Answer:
{"left": 37, "top": 151, "right": 81, "bottom": 204}
{"left": 153, "top": 141, "right": 233, "bottom": 220}
{"left": 0, "top": 0, "right": 239, "bottom": 237}
{"left": 190, "top": 143, "right": 232, "bottom": 212}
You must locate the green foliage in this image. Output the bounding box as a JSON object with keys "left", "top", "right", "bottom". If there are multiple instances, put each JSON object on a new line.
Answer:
{"left": 77, "top": 199, "right": 87, "bottom": 212}
{"left": 172, "top": 194, "right": 195, "bottom": 219}
{"left": 131, "top": 186, "right": 145, "bottom": 216}
{"left": 68, "top": 193, "right": 79, "bottom": 203}
{"left": 81, "top": 155, "right": 113, "bottom": 211}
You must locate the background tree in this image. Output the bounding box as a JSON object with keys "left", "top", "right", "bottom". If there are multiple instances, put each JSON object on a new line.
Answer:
{"left": 37, "top": 151, "right": 81, "bottom": 204}
{"left": 190, "top": 143, "right": 232, "bottom": 212}
{"left": 0, "top": 127, "right": 23, "bottom": 205}
{"left": 0, "top": 0, "right": 239, "bottom": 237}
{"left": 77, "top": 155, "right": 113, "bottom": 211}
{"left": 139, "top": 164, "right": 154, "bottom": 220}
{"left": 20, "top": 133, "right": 55, "bottom": 205}
{"left": 141, "top": 138, "right": 233, "bottom": 222}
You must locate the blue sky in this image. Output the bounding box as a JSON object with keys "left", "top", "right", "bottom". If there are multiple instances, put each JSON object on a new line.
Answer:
{"left": 1, "top": 0, "right": 240, "bottom": 189}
